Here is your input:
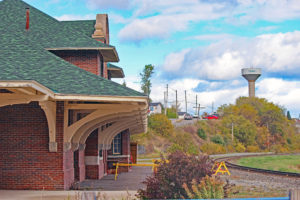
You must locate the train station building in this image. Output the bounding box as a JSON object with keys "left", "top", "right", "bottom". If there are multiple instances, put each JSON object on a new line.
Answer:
{"left": 0, "top": 0, "right": 148, "bottom": 190}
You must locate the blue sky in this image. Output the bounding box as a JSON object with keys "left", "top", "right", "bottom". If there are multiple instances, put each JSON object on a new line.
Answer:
{"left": 22, "top": 0, "right": 300, "bottom": 117}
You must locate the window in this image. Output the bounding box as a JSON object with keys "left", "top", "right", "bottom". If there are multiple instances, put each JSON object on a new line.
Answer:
{"left": 112, "top": 133, "right": 122, "bottom": 154}
{"left": 99, "top": 149, "right": 103, "bottom": 158}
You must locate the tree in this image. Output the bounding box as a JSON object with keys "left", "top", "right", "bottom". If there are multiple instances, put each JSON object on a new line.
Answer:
{"left": 122, "top": 80, "right": 126, "bottom": 87}
{"left": 287, "top": 111, "right": 292, "bottom": 120}
{"left": 140, "top": 64, "right": 154, "bottom": 97}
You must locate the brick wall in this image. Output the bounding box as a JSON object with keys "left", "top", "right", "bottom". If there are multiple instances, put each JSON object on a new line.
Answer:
{"left": 50, "top": 50, "right": 101, "bottom": 76}
{"left": 0, "top": 102, "right": 65, "bottom": 190}
{"left": 79, "top": 149, "right": 85, "bottom": 182}
{"left": 85, "top": 130, "right": 99, "bottom": 179}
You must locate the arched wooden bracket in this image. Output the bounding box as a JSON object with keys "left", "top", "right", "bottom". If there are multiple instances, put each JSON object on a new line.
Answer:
{"left": 39, "top": 101, "right": 57, "bottom": 152}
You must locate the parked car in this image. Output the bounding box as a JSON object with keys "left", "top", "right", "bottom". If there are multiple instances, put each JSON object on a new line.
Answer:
{"left": 203, "top": 115, "right": 219, "bottom": 120}
{"left": 193, "top": 114, "right": 199, "bottom": 118}
{"left": 184, "top": 113, "right": 193, "bottom": 120}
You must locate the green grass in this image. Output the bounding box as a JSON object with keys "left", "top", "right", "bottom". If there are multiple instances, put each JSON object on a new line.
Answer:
{"left": 236, "top": 155, "right": 300, "bottom": 173}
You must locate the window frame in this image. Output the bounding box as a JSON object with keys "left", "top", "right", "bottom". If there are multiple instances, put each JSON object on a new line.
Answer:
{"left": 112, "top": 133, "right": 122, "bottom": 155}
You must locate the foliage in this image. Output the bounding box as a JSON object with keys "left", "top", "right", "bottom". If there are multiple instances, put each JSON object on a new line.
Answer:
{"left": 168, "top": 131, "right": 199, "bottom": 155}
{"left": 246, "top": 145, "right": 260, "bottom": 152}
{"left": 218, "top": 97, "right": 297, "bottom": 152}
{"left": 211, "top": 135, "right": 224, "bottom": 145}
{"left": 287, "top": 111, "right": 292, "bottom": 120}
{"left": 166, "top": 107, "right": 177, "bottom": 118}
{"left": 183, "top": 176, "right": 224, "bottom": 199}
{"left": 140, "top": 64, "right": 154, "bottom": 97}
{"left": 148, "top": 114, "right": 173, "bottom": 137}
{"left": 235, "top": 142, "right": 246, "bottom": 153}
{"left": 122, "top": 80, "right": 126, "bottom": 87}
{"left": 197, "top": 128, "right": 207, "bottom": 140}
{"left": 137, "top": 152, "right": 213, "bottom": 199}
{"left": 200, "top": 143, "right": 226, "bottom": 154}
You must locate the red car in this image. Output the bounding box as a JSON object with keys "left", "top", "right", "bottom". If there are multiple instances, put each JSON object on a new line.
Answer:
{"left": 203, "top": 115, "right": 219, "bottom": 120}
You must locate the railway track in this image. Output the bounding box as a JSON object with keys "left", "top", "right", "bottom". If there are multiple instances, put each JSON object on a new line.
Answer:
{"left": 213, "top": 153, "right": 300, "bottom": 178}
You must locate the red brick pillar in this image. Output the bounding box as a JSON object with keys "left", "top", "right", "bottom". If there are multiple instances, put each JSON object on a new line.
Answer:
{"left": 85, "top": 129, "right": 99, "bottom": 179}
{"left": 79, "top": 144, "right": 86, "bottom": 182}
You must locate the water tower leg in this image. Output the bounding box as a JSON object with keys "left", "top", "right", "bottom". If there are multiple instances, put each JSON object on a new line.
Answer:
{"left": 248, "top": 80, "right": 255, "bottom": 97}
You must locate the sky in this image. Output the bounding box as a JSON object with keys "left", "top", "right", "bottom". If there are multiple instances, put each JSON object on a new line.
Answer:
{"left": 20, "top": 0, "right": 300, "bottom": 117}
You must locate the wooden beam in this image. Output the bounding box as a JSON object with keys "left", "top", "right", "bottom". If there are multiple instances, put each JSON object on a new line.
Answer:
{"left": 39, "top": 101, "right": 57, "bottom": 152}
{"left": 0, "top": 94, "right": 49, "bottom": 107}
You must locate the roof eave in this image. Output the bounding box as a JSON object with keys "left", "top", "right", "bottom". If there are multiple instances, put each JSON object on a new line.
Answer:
{"left": 45, "top": 47, "right": 119, "bottom": 62}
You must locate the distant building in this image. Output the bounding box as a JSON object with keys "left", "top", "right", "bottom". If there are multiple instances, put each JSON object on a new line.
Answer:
{"left": 149, "top": 102, "right": 163, "bottom": 114}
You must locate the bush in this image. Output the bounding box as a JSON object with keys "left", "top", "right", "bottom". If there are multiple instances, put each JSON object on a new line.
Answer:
{"left": 235, "top": 143, "right": 246, "bottom": 152}
{"left": 183, "top": 176, "right": 224, "bottom": 199}
{"left": 246, "top": 145, "right": 260, "bottom": 152}
{"left": 197, "top": 128, "right": 207, "bottom": 140}
{"left": 148, "top": 114, "right": 173, "bottom": 137}
{"left": 170, "top": 131, "right": 200, "bottom": 155}
{"left": 200, "top": 143, "right": 226, "bottom": 155}
{"left": 137, "top": 152, "right": 213, "bottom": 199}
{"left": 211, "top": 135, "right": 224, "bottom": 145}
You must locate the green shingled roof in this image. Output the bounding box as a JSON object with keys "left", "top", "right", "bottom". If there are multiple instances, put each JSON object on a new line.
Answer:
{"left": 62, "top": 20, "right": 96, "bottom": 38}
{"left": 0, "top": 0, "right": 145, "bottom": 97}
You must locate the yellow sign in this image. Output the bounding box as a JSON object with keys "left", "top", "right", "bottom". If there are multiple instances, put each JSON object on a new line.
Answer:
{"left": 212, "top": 161, "right": 230, "bottom": 176}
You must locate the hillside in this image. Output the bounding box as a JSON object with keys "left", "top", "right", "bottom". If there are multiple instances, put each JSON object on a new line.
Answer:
{"left": 132, "top": 97, "right": 300, "bottom": 156}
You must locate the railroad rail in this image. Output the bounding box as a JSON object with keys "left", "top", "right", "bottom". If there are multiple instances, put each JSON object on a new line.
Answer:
{"left": 212, "top": 153, "right": 300, "bottom": 178}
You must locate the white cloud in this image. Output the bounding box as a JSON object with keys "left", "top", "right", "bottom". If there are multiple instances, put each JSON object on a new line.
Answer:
{"left": 55, "top": 14, "right": 95, "bottom": 21}
{"left": 118, "top": 1, "right": 230, "bottom": 42}
{"left": 235, "top": 0, "right": 300, "bottom": 23}
{"left": 85, "top": 0, "right": 130, "bottom": 10}
{"left": 257, "top": 78, "right": 300, "bottom": 116}
{"left": 116, "top": 0, "right": 300, "bottom": 42}
{"left": 163, "top": 49, "right": 190, "bottom": 72}
{"left": 191, "top": 34, "right": 236, "bottom": 41}
{"left": 162, "top": 31, "right": 300, "bottom": 80}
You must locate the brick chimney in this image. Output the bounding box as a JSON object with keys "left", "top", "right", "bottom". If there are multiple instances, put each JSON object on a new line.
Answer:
{"left": 92, "top": 14, "right": 109, "bottom": 44}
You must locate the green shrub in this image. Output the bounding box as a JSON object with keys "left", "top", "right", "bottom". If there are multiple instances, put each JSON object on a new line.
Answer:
{"left": 235, "top": 142, "right": 246, "bottom": 152}
{"left": 211, "top": 135, "right": 224, "bottom": 145}
{"left": 183, "top": 176, "right": 224, "bottom": 199}
{"left": 137, "top": 152, "right": 213, "bottom": 199}
{"left": 148, "top": 114, "right": 173, "bottom": 137}
{"left": 197, "top": 128, "right": 207, "bottom": 140}
{"left": 246, "top": 145, "right": 260, "bottom": 152}
{"left": 200, "top": 143, "right": 226, "bottom": 154}
{"left": 169, "top": 131, "right": 200, "bottom": 155}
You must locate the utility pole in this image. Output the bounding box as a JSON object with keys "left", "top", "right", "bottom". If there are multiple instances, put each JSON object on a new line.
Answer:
{"left": 212, "top": 102, "right": 214, "bottom": 114}
{"left": 164, "top": 91, "right": 167, "bottom": 115}
{"left": 164, "top": 84, "right": 168, "bottom": 115}
{"left": 166, "top": 84, "right": 168, "bottom": 114}
{"left": 231, "top": 122, "right": 234, "bottom": 142}
{"left": 175, "top": 90, "right": 178, "bottom": 118}
{"left": 195, "top": 95, "right": 198, "bottom": 115}
{"left": 197, "top": 103, "right": 200, "bottom": 121}
{"left": 185, "top": 90, "right": 187, "bottom": 114}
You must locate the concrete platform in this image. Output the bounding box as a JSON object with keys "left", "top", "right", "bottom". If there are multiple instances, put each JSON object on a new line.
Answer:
{"left": 0, "top": 166, "right": 153, "bottom": 200}
{"left": 76, "top": 166, "right": 153, "bottom": 190}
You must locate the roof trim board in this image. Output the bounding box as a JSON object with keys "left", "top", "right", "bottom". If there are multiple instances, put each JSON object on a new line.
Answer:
{"left": 0, "top": 80, "right": 147, "bottom": 103}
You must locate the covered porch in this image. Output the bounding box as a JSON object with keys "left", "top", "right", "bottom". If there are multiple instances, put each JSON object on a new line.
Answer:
{"left": 0, "top": 81, "right": 148, "bottom": 190}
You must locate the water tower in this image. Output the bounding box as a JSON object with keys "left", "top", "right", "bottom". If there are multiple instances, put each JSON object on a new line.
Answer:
{"left": 241, "top": 68, "right": 261, "bottom": 97}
